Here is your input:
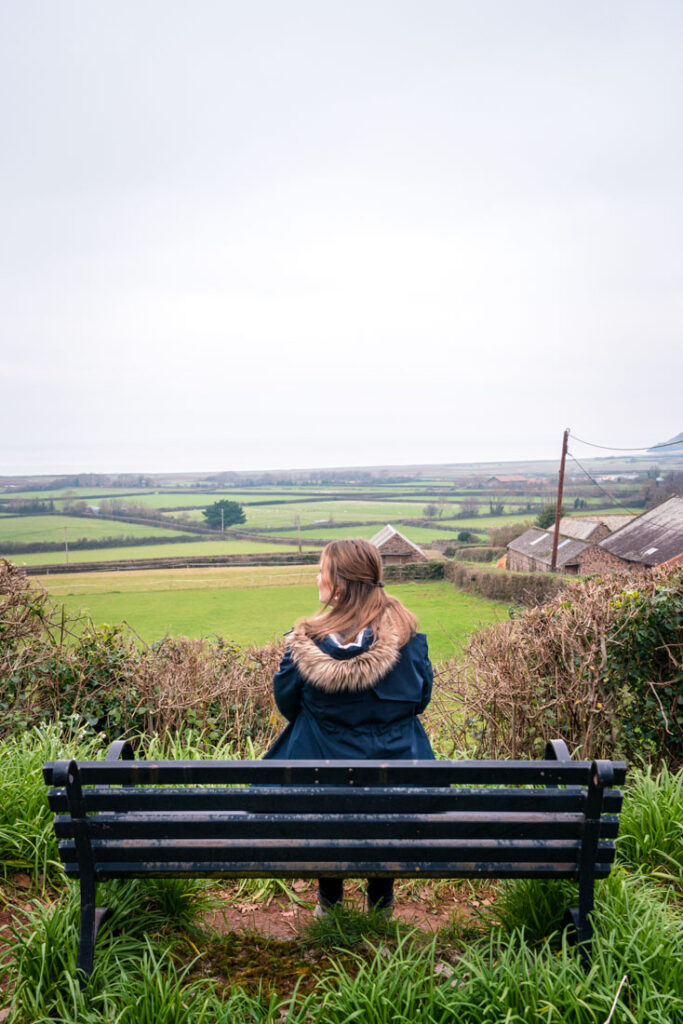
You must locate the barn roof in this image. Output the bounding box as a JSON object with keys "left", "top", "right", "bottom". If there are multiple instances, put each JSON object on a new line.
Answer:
{"left": 558, "top": 515, "right": 634, "bottom": 541}
{"left": 599, "top": 496, "right": 683, "bottom": 566}
{"left": 369, "top": 524, "right": 426, "bottom": 557}
{"left": 507, "top": 528, "right": 590, "bottom": 567}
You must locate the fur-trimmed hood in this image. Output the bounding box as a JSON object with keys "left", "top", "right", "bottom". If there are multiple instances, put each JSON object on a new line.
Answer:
{"left": 288, "top": 623, "right": 402, "bottom": 693}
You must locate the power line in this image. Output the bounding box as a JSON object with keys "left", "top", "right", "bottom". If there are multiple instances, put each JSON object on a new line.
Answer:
{"left": 569, "top": 432, "right": 682, "bottom": 452}
{"left": 566, "top": 452, "right": 639, "bottom": 515}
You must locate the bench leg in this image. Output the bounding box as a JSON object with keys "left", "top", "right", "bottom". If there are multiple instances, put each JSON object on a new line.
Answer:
{"left": 566, "top": 873, "right": 595, "bottom": 972}
{"left": 76, "top": 874, "right": 111, "bottom": 986}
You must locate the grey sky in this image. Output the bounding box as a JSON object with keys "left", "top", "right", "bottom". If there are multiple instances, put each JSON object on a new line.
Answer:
{"left": 2, "top": 1, "right": 682, "bottom": 474}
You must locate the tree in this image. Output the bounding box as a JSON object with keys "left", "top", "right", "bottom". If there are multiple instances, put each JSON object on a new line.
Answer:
{"left": 423, "top": 503, "right": 439, "bottom": 518}
{"left": 535, "top": 503, "right": 564, "bottom": 530}
{"left": 202, "top": 500, "right": 246, "bottom": 531}
{"left": 459, "top": 498, "right": 479, "bottom": 517}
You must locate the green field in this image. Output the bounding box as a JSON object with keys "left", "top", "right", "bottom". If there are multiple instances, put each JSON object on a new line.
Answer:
{"left": 42, "top": 570, "right": 506, "bottom": 662}
{"left": 1, "top": 487, "right": 154, "bottom": 499}
{"left": 11, "top": 538, "right": 303, "bottom": 567}
{"left": 233, "top": 500, "right": 447, "bottom": 528}
{"left": 261, "top": 514, "right": 540, "bottom": 541}
{"left": 0, "top": 514, "right": 198, "bottom": 546}
{"left": 262, "top": 524, "right": 472, "bottom": 543}
{"left": 1, "top": 461, "right": 641, "bottom": 575}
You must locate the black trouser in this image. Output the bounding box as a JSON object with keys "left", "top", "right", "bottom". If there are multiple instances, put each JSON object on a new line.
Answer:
{"left": 317, "top": 877, "right": 394, "bottom": 909}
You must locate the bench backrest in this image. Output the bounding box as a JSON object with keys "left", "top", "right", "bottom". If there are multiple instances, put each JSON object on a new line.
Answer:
{"left": 44, "top": 753, "right": 626, "bottom": 882}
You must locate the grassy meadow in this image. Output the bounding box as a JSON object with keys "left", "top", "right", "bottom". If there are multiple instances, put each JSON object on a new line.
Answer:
{"left": 0, "top": 514, "right": 198, "bottom": 545}
{"left": 41, "top": 570, "right": 506, "bottom": 661}
{"left": 12, "top": 538, "right": 303, "bottom": 567}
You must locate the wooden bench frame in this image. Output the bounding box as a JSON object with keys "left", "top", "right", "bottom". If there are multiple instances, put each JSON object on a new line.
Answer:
{"left": 43, "top": 738, "right": 626, "bottom": 982}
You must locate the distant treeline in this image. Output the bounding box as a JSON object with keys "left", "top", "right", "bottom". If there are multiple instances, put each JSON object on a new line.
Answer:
{"left": 0, "top": 500, "right": 56, "bottom": 515}
{"left": 1, "top": 534, "right": 207, "bottom": 555}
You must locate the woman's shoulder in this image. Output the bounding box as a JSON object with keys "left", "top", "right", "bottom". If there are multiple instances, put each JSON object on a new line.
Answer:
{"left": 403, "top": 630, "right": 429, "bottom": 653}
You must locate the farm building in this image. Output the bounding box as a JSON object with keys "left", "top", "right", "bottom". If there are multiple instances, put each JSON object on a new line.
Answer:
{"left": 485, "top": 475, "right": 529, "bottom": 488}
{"left": 507, "top": 497, "right": 683, "bottom": 575}
{"left": 597, "top": 496, "right": 683, "bottom": 568}
{"left": 506, "top": 529, "right": 590, "bottom": 574}
{"left": 370, "top": 525, "right": 428, "bottom": 565}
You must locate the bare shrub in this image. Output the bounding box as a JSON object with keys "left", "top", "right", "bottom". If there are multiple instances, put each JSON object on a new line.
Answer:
{"left": 133, "top": 636, "right": 283, "bottom": 748}
{"left": 0, "top": 558, "right": 283, "bottom": 752}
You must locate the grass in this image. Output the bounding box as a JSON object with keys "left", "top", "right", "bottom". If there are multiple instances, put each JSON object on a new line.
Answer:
{"left": 1, "top": 727, "right": 682, "bottom": 1022}
{"left": 0, "top": 514, "right": 198, "bottom": 546}
{"left": 11, "top": 537, "right": 303, "bottom": 566}
{"left": 263, "top": 524, "right": 478, "bottom": 542}
{"left": 40, "top": 578, "right": 507, "bottom": 661}
{"left": 229, "top": 501, "right": 450, "bottom": 529}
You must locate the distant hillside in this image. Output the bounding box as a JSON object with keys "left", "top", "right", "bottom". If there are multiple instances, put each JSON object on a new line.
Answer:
{"left": 649, "top": 431, "right": 683, "bottom": 454}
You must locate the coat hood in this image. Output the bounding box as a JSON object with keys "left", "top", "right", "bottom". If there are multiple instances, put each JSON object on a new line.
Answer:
{"left": 288, "top": 622, "right": 402, "bottom": 693}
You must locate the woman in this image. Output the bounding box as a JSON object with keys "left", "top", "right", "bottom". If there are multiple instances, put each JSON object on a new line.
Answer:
{"left": 264, "top": 537, "right": 435, "bottom": 916}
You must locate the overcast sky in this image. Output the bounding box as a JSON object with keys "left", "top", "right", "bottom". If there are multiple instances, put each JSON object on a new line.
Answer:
{"left": 2, "top": 1, "right": 682, "bottom": 475}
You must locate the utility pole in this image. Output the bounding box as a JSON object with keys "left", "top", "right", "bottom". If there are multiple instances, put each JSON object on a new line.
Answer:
{"left": 64, "top": 527, "right": 69, "bottom": 566}
{"left": 550, "top": 428, "right": 570, "bottom": 571}
{"left": 295, "top": 514, "right": 302, "bottom": 554}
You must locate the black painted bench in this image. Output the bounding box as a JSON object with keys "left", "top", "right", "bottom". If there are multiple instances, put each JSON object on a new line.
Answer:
{"left": 43, "top": 738, "right": 626, "bottom": 981}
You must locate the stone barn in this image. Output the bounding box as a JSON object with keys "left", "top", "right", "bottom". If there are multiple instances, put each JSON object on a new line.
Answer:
{"left": 596, "top": 495, "right": 683, "bottom": 569}
{"left": 507, "top": 498, "right": 683, "bottom": 575}
{"left": 370, "top": 525, "right": 428, "bottom": 565}
{"left": 506, "top": 528, "right": 590, "bottom": 574}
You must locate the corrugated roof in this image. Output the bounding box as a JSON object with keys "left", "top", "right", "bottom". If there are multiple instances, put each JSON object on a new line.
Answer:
{"left": 508, "top": 528, "right": 590, "bottom": 566}
{"left": 558, "top": 518, "right": 602, "bottom": 541}
{"left": 558, "top": 515, "right": 634, "bottom": 541}
{"left": 369, "top": 524, "right": 426, "bottom": 557}
{"left": 599, "top": 496, "right": 683, "bottom": 566}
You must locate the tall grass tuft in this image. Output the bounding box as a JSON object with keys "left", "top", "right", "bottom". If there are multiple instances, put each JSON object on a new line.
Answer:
{"left": 0, "top": 723, "right": 107, "bottom": 883}
{"left": 302, "top": 902, "right": 400, "bottom": 949}
{"left": 489, "top": 877, "right": 576, "bottom": 945}
{"left": 617, "top": 763, "right": 683, "bottom": 882}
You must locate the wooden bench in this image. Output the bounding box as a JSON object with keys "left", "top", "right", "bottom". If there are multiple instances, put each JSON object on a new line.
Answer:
{"left": 43, "top": 738, "right": 626, "bottom": 982}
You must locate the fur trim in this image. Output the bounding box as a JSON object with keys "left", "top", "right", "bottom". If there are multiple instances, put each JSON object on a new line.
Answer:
{"left": 288, "top": 624, "right": 401, "bottom": 693}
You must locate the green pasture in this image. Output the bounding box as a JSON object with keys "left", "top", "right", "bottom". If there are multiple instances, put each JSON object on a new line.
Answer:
{"left": 262, "top": 513, "right": 538, "bottom": 539}
{"left": 43, "top": 575, "right": 506, "bottom": 662}
{"left": 262, "top": 524, "right": 471, "bottom": 543}
{"left": 237, "top": 500, "right": 449, "bottom": 528}
{"left": 2, "top": 487, "right": 153, "bottom": 500}
{"left": 0, "top": 514, "right": 197, "bottom": 547}
{"left": 11, "top": 539, "right": 303, "bottom": 567}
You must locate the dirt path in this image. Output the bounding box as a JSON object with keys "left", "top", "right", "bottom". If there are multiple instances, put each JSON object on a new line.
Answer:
{"left": 203, "top": 881, "right": 494, "bottom": 940}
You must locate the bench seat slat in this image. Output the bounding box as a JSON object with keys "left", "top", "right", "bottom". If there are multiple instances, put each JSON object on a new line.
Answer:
{"left": 43, "top": 759, "right": 627, "bottom": 787}
{"left": 54, "top": 811, "right": 605, "bottom": 841}
{"left": 57, "top": 837, "right": 617, "bottom": 865}
{"left": 46, "top": 786, "right": 623, "bottom": 816}
{"left": 61, "top": 859, "right": 617, "bottom": 881}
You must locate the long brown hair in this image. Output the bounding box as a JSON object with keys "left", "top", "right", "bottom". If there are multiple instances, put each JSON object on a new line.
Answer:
{"left": 300, "top": 538, "right": 418, "bottom": 646}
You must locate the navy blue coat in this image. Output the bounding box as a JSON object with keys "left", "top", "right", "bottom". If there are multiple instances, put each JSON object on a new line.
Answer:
{"left": 264, "top": 628, "right": 435, "bottom": 761}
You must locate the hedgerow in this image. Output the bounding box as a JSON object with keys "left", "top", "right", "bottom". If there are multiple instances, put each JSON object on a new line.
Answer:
{"left": 0, "top": 559, "right": 280, "bottom": 747}
{"left": 432, "top": 566, "right": 683, "bottom": 765}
